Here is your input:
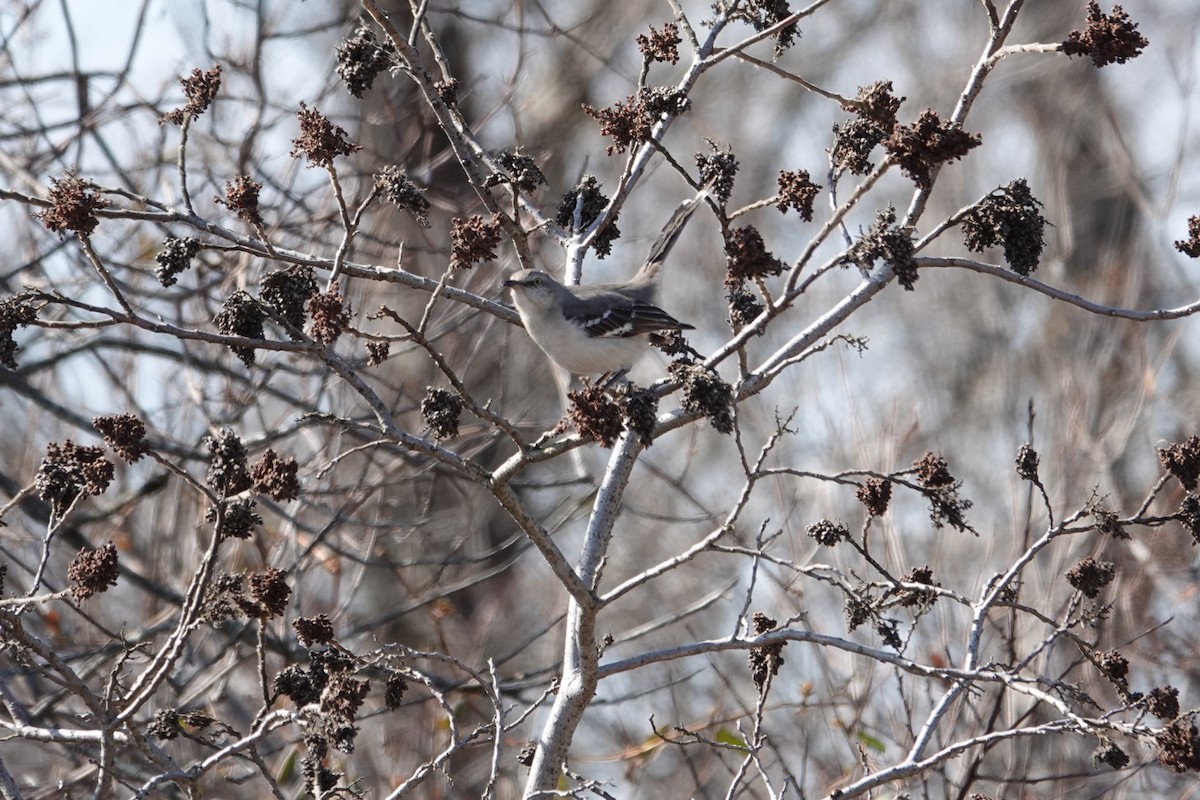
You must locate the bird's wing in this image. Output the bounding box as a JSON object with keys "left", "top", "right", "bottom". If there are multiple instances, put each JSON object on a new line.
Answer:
{"left": 563, "top": 290, "right": 693, "bottom": 338}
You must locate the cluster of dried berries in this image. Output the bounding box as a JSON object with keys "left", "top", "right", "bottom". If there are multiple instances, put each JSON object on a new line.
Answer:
{"left": 884, "top": 109, "right": 981, "bottom": 190}
{"left": 366, "top": 341, "right": 389, "bottom": 366}
{"left": 275, "top": 648, "right": 368, "bottom": 754}
{"left": 567, "top": 386, "right": 624, "bottom": 447}
{"left": 37, "top": 174, "right": 109, "bottom": 238}
{"left": 748, "top": 612, "right": 784, "bottom": 691}
{"left": 306, "top": 289, "right": 350, "bottom": 346}
{"left": 555, "top": 175, "right": 620, "bottom": 257}
{"left": 1088, "top": 501, "right": 1127, "bottom": 539}
{"left": 1157, "top": 718, "right": 1200, "bottom": 773}
{"left": 1094, "top": 648, "right": 1129, "bottom": 694}
{"left": 148, "top": 708, "right": 214, "bottom": 741}
{"left": 434, "top": 77, "right": 459, "bottom": 106}
{"left": 1065, "top": 556, "right": 1115, "bottom": 599}
{"left": 206, "top": 497, "right": 262, "bottom": 540}
{"left": 384, "top": 673, "right": 408, "bottom": 710}
{"left": 336, "top": 25, "right": 394, "bottom": 98}
{"left": 251, "top": 448, "right": 300, "bottom": 501}
{"left": 213, "top": 291, "right": 265, "bottom": 367}
{"left": 856, "top": 477, "right": 892, "bottom": 517}
{"left": 1175, "top": 216, "right": 1200, "bottom": 258}
{"left": 1014, "top": 442, "right": 1040, "bottom": 482}
{"left": 776, "top": 170, "right": 821, "bottom": 221}
{"left": 294, "top": 614, "right": 336, "bottom": 648}
{"left": 620, "top": 387, "right": 659, "bottom": 447}
{"left": 845, "top": 207, "right": 918, "bottom": 290}
{"left": 1093, "top": 738, "right": 1130, "bottom": 770}
{"left": 832, "top": 82, "right": 904, "bottom": 175}
{"left": 375, "top": 166, "right": 431, "bottom": 227}
{"left": 159, "top": 65, "right": 222, "bottom": 126}
{"left": 637, "top": 22, "right": 681, "bottom": 65}
{"left": 92, "top": 414, "right": 148, "bottom": 463}
{"left": 808, "top": 519, "right": 849, "bottom": 546}
{"left": 728, "top": 0, "right": 799, "bottom": 58}
{"left": 1062, "top": 2, "right": 1148, "bottom": 68}
{"left": 583, "top": 87, "right": 689, "bottom": 155}
{"left": 725, "top": 225, "right": 786, "bottom": 285}
{"left": 488, "top": 149, "right": 547, "bottom": 193}
{"left": 260, "top": 265, "right": 318, "bottom": 337}
{"left": 1147, "top": 686, "right": 1181, "bottom": 721}
{"left": 290, "top": 103, "right": 362, "bottom": 167}
{"left": 898, "top": 566, "right": 936, "bottom": 608}
{"left": 913, "top": 451, "right": 973, "bottom": 532}
{"left": 669, "top": 361, "right": 734, "bottom": 434}
{"left": 205, "top": 428, "right": 252, "bottom": 496}
{"left": 66, "top": 540, "right": 119, "bottom": 602}
{"left": 155, "top": 236, "right": 202, "bottom": 287}
{"left": 961, "top": 179, "right": 1047, "bottom": 276}
{"left": 649, "top": 329, "right": 698, "bottom": 360}
{"left": 726, "top": 286, "right": 764, "bottom": 333}
{"left": 695, "top": 142, "right": 738, "bottom": 203}
{"left": 216, "top": 175, "right": 265, "bottom": 229}
{"left": 450, "top": 214, "right": 504, "bottom": 269}
{"left": 1158, "top": 435, "right": 1200, "bottom": 491}
{"left": 36, "top": 441, "right": 114, "bottom": 513}
{"left": 421, "top": 387, "right": 463, "bottom": 440}
{"left": 0, "top": 292, "right": 38, "bottom": 370}
{"left": 1179, "top": 495, "right": 1200, "bottom": 543}
{"left": 204, "top": 568, "right": 291, "bottom": 622}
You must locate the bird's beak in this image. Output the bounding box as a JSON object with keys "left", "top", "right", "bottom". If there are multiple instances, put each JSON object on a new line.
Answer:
{"left": 503, "top": 278, "right": 521, "bottom": 288}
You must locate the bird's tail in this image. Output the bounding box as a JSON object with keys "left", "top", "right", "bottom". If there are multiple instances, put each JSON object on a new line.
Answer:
{"left": 634, "top": 177, "right": 717, "bottom": 284}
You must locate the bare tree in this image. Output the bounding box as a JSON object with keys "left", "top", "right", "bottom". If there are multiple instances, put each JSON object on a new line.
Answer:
{"left": 1, "top": 0, "right": 1199, "bottom": 797}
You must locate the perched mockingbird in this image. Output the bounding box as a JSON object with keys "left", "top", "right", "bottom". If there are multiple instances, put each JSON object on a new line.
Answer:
{"left": 504, "top": 186, "right": 706, "bottom": 378}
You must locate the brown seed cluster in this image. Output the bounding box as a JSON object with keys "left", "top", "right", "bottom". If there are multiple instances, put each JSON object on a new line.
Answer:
{"left": 1093, "top": 738, "right": 1130, "bottom": 770}
{"left": 36, "top": 441, "right": 114, "bottom": 513}
{"left": 776, "top": 170, "right": 821, "bottom": 221}
{"left": 695, "top": 142, "right": 738, "bottom": 204}
{"left": 833, "top": 82, "right": 904, "bottom": 175}
{"left": 898, "top": 566, "right": 936, "bottom": 609}
{"left": 0, "top": 292, "right": 39, "bottom": 370}
{"left": 583, "top": 88, "right": 688, "bottom": 156}
{"left": 913, "top": 451, "right": 973, "bottom": 532}
{"left": 845, "top": 206, "right": 918, "bottom": 290}
{"left": 725, "top": 225, "right": 786, "bottom": 285}
{"left": 421, "top": 387, "right": 463, "bottom": 441}
{"left": 450, "top": 214, "right": 504, "bottom": 269}
{"left": 294, "top": 614, "right": 336, "bottom": 648}
{"left": 216, "top": 175, "right": 265, "bottom": 229}
{"left": 1156, "top": 718, "right": 1200, "bottom": 773}
{"left": 748, "top": 612, "right": 785, "bottom": 691}
{"left": 884, "top": 109, "right": 981, "bottom": 190}
{"left": 92, "top": 414, "right": 148, "bottom": 463}
{"left": 205, "top": 427, "right": 252, "bottom": 496}
{"left": 807, "top": 519, "right": 849, "bottom": 547}
{"left": 620, "top": 387, "right": 659, "bottom": 447}
{"left": 66, "top": 540, "right": 119, "bottom": 602}
{"left": 1158, "top": 435, "right": 1200, "bottom": 491}
{"left": 206, "top": 497, "right": 262, "bottom": 540}
{"left": 154, "top": 236, "right": 202, "bottom": 288}
{"left": 555, "top": 176, "right": 620, "bottom": 257}
{"left": 961, "top": 179, "right": 1047, "bottom": 277}
{"left": 1065, "top": 556, "right": 1115, "bottom": 599}
{"left": 366, "top": 341, "right": 389, "bottom": 366}
{"left": 730, "top": 0, "right": 799, "bottom": 58}
{"left": 260, "top": 265, "right": 318, "bottom": 338}
{"left": 290, "top": 103, "right": 362, "bottom": 167}
{"left": 490, "top": 150, "right": 547, "bottom": 193}
{"left": 726, "top": 286, "right": 764, "bottom": 334}
{"left": 857, "top": 477, "right": 892, "bottom": 517}
{"left": 567, "top": 386, "right": 624, "bottom": 448}
{"left": 37, "top": 174, "right": 109, "bottom": 238}
{"left": 375, "top": 166, "right": 431, "bottom": 227}
{"left": 669, "top": 361, "right": 734, "bottom": 434}
{"left": 1147, "top": 686, "right": 1181, "bottom": 721}
{"left": 1062, "top": 2, "right": 1148, "bottom": 68}
{"left": 204, "top": 568, "right": 291, "bottom": 621}
{"left": 251, "top": 449, "right": 300, "bottom": 501}
{"left": 159, "top": 65, "right": 222, "bottom": 126}
{"left": 637, "top": 22, "right": 680, "bottom": 65}
{"left": 1014, "top": 442, "right": 1040, "bottom": 482}
{"left": 336, "top": 25, "right": 394, "bottom": 99}
{"left": 306, "top": 289, "right": 350, "bottom": 346}
{"left": 1175, "top": 216, "right": 1200, "bottom": 258}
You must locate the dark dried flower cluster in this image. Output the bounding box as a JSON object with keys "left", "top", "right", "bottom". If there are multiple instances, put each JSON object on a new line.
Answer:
{"left": 290, "top": 103, "right": 362, "bottom": 167}
{"left": 1157, "top": 719, "right": 1200, "bottom": 773}
{"left": 620, "top": 387, "right": 659, "bottom": 447}
{"left": 1014, "top": 442, "right": 1040, "bottom": 482}
{"left": 1062, "top": 2, "right": 1148, "bottom": 68}
{"left": 807, "top": 519, "right": 849, "bottom": 547}
{"left": 1096, "top": 648, "right": 1129, "bottom": 689}
{"left": 748, "top": 612, "right": 784, "bottom": 691}
{"left": 776, "top": 170, "right": 821, "bottom": 221}
{"left": 147, "top": 709, "right": 213, "bottom": 742}
{"left": 434, "top": 77, "right": 459, "bottom": 106}
{"left": 695, "top": 142, "right": 738, "bottom": 204}
{"left": 567, "top": 386, "right": 624, "bottom": 448}
{"left": 160, "top": 65, "right": 222, "bottom": 125}
{"left": 1158, "top": 435, "right": 1200, "bottom": 491}
{"left": 205, "top": 427, "right": 252, "bottom": 496}
{"left": 366, "top": 341, "right": 389, "bottom": 366}
{"left": 845, "top": 207, "right": 918, "bottom": 290}
{"left": 669, "top": 361, "right": 734, "bottom": 434}
{"left": 1065, "top": 556, "right": 1115, "bottom": 599}
{"left": 913, "top": 451, "right": 973, "bottom": 532}
{"left": 336, "top": 25, "right": 394, "bottom": 98}
{"left": 489, "top": 150, "right": 547, "bottom": 193}
{"left": 1089, "top": 501, "right": 1127, "bottom": 539}
{"left": 276, "top": 649, "right": 367, "bottom": 754}
{"left": 726, "top": 286, "right": 764, "bottom": 333}
{"left": 204, "top": 568, "right": 291, "bottom": 621}
{"left": 421, "top": 387, "right": 463, "bottom": 440}
{"left": 216, "top": 175, "right": 265, "bottom": 229}
{"left": 637, "top": 22, "right": 681, "bottom": 64}
{"left": 857, "top": 477, "right": 892, "bottom": 517}
{"left": 450, "top": 214, "right": 504, "bottom": 269}
{"left": 67, "top": 540, "right": 119, "bottom": 602}
{"left": 1179, "top": 494, "right": 1200, "bottom": 543}
{"left": 385, "top": 673, "right": 408, "bottom": 710}
{"left": 555, "top": 176, "right": 620, "bottom": 257}
{"left": 247, "top": 568, "right": 291, "bottom": 619}
{"left": 832, "top": 82, "right": 904, "bottom": 175}
{"left": 1148, "top": 686, "right": 1181, "bottom": 721}
{"left": 845, "top": 595, "right": 871, "bottom": 631}
{"left": 37, "top": 174, "right": 109, "bottom": 238}
{"left": 729, "top": 0, "right": 798, "bottom": 58}
{"left": 260, "top": 265, "right": 318, "bottom": 337}
{"left": 251, "top": 449, "right": 300, "bottom": 501}
{"left": 1175, "top": 216, "right": 1200, "bottom": 258}
{"left": 0, "top": 292, "right": 39, "bottom": 370}
{"left": 294, "top": 614, "right": 336, "bottom": 648}
{"left": 1093, "top": 738, "right": 1130, "bottom": 770}
{"left": 583, "top": 87, "right": 688, "bottom": 155}
{"left": 725, "top": 225, "right": 786, "bottom": 285}
{"left": 154, "top": 236, "right": 202, "bottom": 287}
{"left": 306, "top": 290, "right": 350, "bottom": 346}
{"left": 884, "top": 109, "right": 981, "bottom": 190}
{"left": 961, "top": 180, "right": 1047, "bottom": 276}
{"left": 36, "top": 441, "right": 114, "bottom": 513}
{"left": 898, "top": 566, "right": 936, "bottom": 608}
{"left": 92, "top": 414, "right": 148, "bottom": 463}
{"left": 206, "top": 497, "right": 262, "bottom": 540}
{"left": 214, "top": 291, "right": 265, "bottom": 367}
{"left": 375, "top": 166, "right": 430, "bottom": 227}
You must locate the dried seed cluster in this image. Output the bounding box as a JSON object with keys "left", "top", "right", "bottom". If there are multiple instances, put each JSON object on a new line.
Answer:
{"left": 555, "top": 175, "right": 620, "bottom": 257}
{"left": 159, "top": 65, "right": 222, "bottom": 126}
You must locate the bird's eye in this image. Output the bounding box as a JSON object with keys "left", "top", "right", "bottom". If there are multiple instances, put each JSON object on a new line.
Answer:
{"left": 532, "top": 277, "right": 542, "bottom": 286}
